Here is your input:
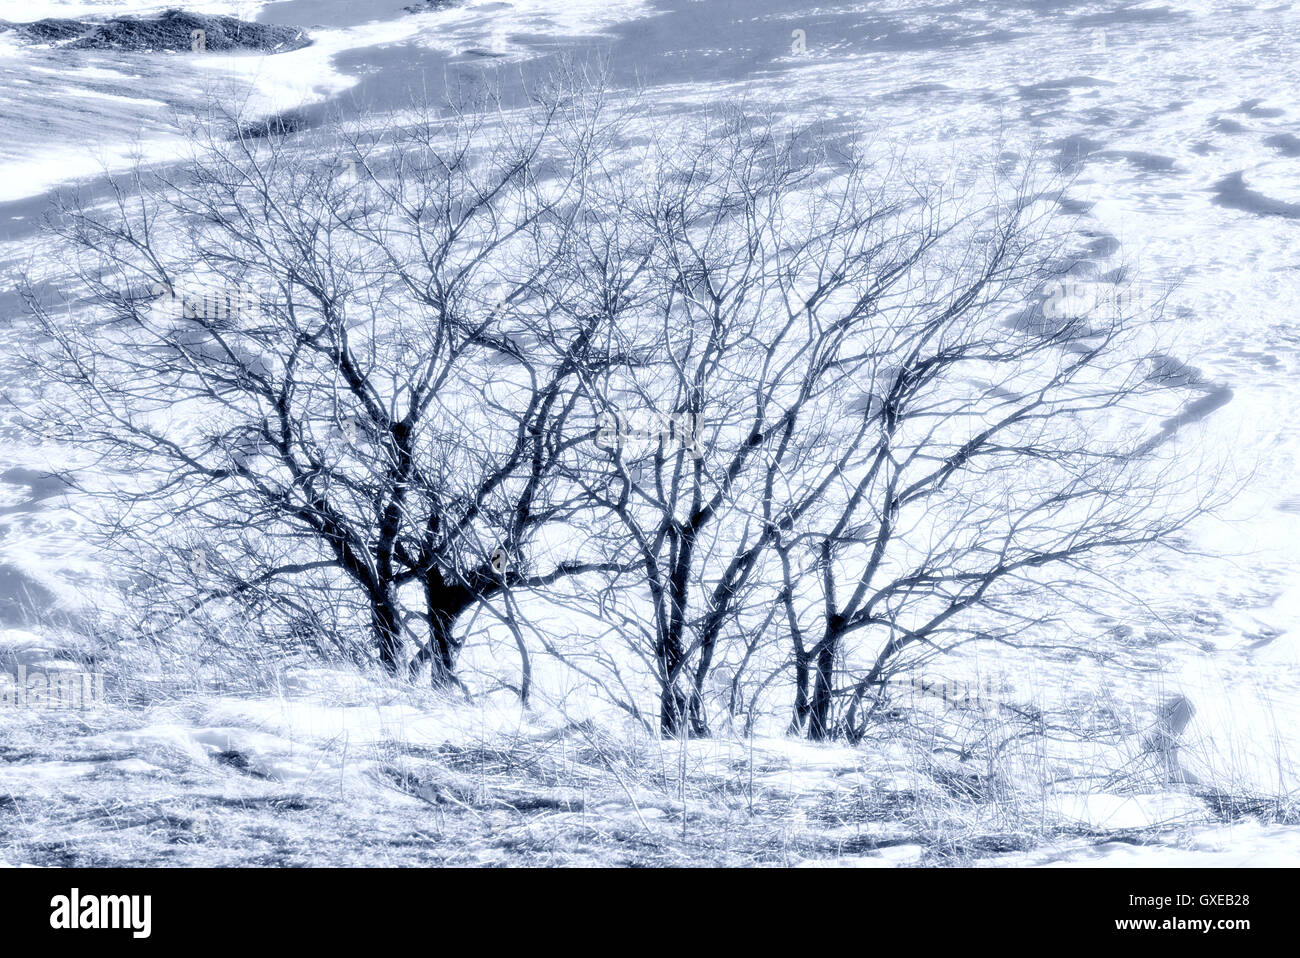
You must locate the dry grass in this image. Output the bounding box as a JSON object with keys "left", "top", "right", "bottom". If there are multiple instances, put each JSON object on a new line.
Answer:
{"left": 2, "top": 626, "right": 1295, "bottom": 867}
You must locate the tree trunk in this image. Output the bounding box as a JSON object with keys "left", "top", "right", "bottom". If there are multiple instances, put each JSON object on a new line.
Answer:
{"left": 687, "top": 690, "right": 710, "bottom": 737}
{"left": 661, "top": 683, "right": 689, "bottom": 737}
{"left": 427, "top": 613, "right": 457, "bottom": 688}
{"left": 808, "top": 637, "right": 837, "bottom": 740}
{"left": 370, "top": 585, "right": 404, "bottom": 674}
{"left": 788, "top": 651, "right": 810, "bottom": 735}
{"left": 687, "top": 630, "right": 718, "bottom": 737}
{"left": 410, "top": 574, "right": 473, "bottom": 688}
{"left": 657, "top": 535, "right": 696, "bottom": 737}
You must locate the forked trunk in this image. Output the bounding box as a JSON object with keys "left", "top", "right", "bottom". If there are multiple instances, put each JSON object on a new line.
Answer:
{"left": 421, "top": 576, "right": 473, "bottom": 688}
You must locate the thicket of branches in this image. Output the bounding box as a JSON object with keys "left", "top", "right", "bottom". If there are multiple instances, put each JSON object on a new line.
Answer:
{"left": 20, "top": 88, "right": 1215, "bottom": 739}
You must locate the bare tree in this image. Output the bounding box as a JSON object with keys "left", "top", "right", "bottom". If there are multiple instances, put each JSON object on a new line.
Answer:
{"left": 19, "top": 87, "right": 626, "bottom": 688}
{"left": 563, "top": 113, "right": 946, "bottom": 735}
{"left": 18, "top": 88, "right": 1216, "bottom": 740}
{"left": 566, "top": 113, "right": 1215, "bottom": 739}
{"left": 759, "top": 179, "right": 1220, "bottom": 741}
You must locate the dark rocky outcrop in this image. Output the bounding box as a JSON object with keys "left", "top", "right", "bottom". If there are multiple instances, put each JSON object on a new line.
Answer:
{"left": 0, "top": 18, "right": 85, "bottom": 43}
{"left": 0, "top": 9, "right": 311, "bottom": 55}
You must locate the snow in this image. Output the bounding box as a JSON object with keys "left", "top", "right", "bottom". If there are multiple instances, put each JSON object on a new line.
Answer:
{"left": 5, "top": 1, "right": 270, "bottom": 18}
{"left": 185, "top": 17, "right": 442, "bottom": 118}
{"left": 0, "top": 0, "right": 1298, "bottom": 866}
{"left": 0, "top": 139, "right": 189, "bottom": 205}
{"left": 409, "top": 0, "right": 662, "bottom": 60}
{"left": 1015, "top": 821, "right": 1300, "bottom": 868}
{"left": 0, "top": 0, "right": 663, "bottom": 205}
